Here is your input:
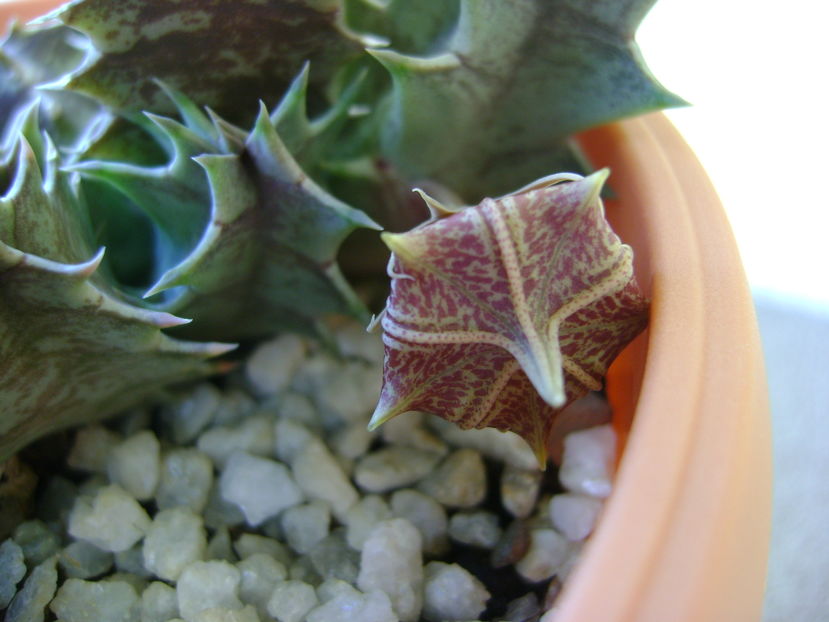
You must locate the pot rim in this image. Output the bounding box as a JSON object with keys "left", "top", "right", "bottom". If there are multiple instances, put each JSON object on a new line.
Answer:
{"left": 550, "top": 113, "right": 771, "bottom": 622}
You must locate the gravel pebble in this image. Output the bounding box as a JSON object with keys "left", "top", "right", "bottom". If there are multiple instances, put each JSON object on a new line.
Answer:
{"left": 427, "top": 419, "right": 537, "bottom": 469}
{"left": 273, "top": 419, "right": 314, "bottom": 463}
{"left": 213, "top": 389, "right": 256, "bottom": 426}
{"left": 390, "top": 489, "right": 449, "bottom": 555}
{"left": 220, "top": 452, "right": 303, "bottom": 526}
{"left": 143, "top": 508, "right": 206, "bottom": 581}
{"left": 305, "top": 587, "right": 396, "bottom": 622}
{"left": 191, "top": 604, "right": 260, "bottom": 622}
{"left": 236, "top": 553, "right": 287, "bottom": 618}
{"left": 203, "top": 483, "right": 246, "bottom": 530}
{"left": 233, "top": 534, "right": 292, "bottom": 566}
{"left": 68, "top": 485, "right": 151, "bottom": 553}
{"left": 13, "top": 520, "right": 60, "bottom": 566}
{"left": 500, "top": 465, "right": 543, "bottom": 519}
{"left": 344, "top": 495, "right": 392, "bottom": 550}
{"left": 503, "top": 591, "right": 542, "bottom": 622}
{"left": 162, "top": 383, "right": 222, "bottom": 445}
{"left": 206, "top": 527, "right": 235, "bottom": 562}
{"left": 330, "top": 421, "right": 376, "bottom": 460}
{"left": 5, "top": 555, "right": 58, "bottom": 622}
{"left": 114, "top": 544, "right": 153, "bottom": 578}
{"left": 199, "top": 416, "right": 275, "bottom": 469}
{"left": 107, "top": 430, "right": 161, "bottom": 501}
{"left": 380, "top": 412, "right": 448, "bottom": 456}
{"left": 281, "top": 501, "right": 331, "bottom": 554}
{"left": 59, "top": 540, "right": 114, "bottom": 579}
{"left": 67, "top": 426, "right": 122, "bottom": 474}
{"left": 417, "top": 449, "right": 487, "bottom": 508}
{"left": 49, "top": 578, "right": 138, "bottom": 622}
{"left": 558, "top": 424, "right": 616, "bottom": 498}
{"left": 156, "top": 449, "right": 214, "bottom": 513}
{"left": 288, "top": 555, "right": 322, "bottom": 586}
{"left": 490, "top": 519, "right": 531, "bottom": 568}
{"left": 246, "top": 334, "right": 307, "bottom": 396}
{"left": 514, "top": 528, "right": 571, "bottom": 583}
{"left": 354, "top": 446, "right": 441, "bottom": 493}
{"left": 291, "top": 440, "right": 358, "bottom": 521}
{"left": 314, "top": 360, "right": 381, "bottom": 423}
{"left": 141, "top": 581, "right": 179, "bottom": 622}
{"left": 0, "top": 538, "right": 26, "bottom": 608}
{"left": 334, "top": 322, "right": 385, "bottom": 365}
{"left": 268, "top": 581, "right": 318, "bottom": 622}
{"left": 422, "top": 561, "right": 490, "bottom": 622}
{"left": 357, "top": 518, "right": 423, "bottom": 622}
{"left": 267, "top": 580, "right": 318, "bottom": 622}
{"left": 548, "top": 493, "right": 604, "bottom": 541}
{"left": 309, "top": 530, "right": 361, "bottom": 583}
{"left": 176, "top": 560, "right": 243, "bottom": 622}
{"left": 316, "top": 577, "right": 359, "bottom": 602}
{"left": 448, "top": 511, "right": 502, "bottom": 549}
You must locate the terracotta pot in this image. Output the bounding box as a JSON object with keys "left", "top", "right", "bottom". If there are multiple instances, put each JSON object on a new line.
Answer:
{"left": 556, "top": 114, "right": 772, "bottom": 622}
{"left": 2, "top": 3, "right": 771, "bottom": 620}
{"left": 0, "top": 0, "right": 58, "bottom": 23}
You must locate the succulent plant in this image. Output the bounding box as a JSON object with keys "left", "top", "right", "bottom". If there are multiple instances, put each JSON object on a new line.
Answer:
{"left": 0, "top": 0, "right": 680, "bottom": 462}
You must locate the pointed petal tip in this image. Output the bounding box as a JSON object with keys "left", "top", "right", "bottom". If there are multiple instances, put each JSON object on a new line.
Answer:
{"left": 412, "top": 187, "right": 451, "bottom": 219}
{"left": 380, "top": 231, "right": 407, "bottom": 255}
{"left": 367, "top": 404, "right": 399, "bottom": 431}
{"left": 531, "top": 438, "right": 549, "bottom": 471}
{"left": 572, "top": 167, "right": 610, "bottom": 210}
{"left": 589, "top": 167, "right": 611, "bottom": 185}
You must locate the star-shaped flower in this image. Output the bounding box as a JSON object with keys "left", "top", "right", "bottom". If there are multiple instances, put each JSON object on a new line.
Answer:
{"left": 369, "top": 170, "right": 648, "bottom": 466}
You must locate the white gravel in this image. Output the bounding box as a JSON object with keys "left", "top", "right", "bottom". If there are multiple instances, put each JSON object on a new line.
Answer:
{"left": 417, "top": 448, "right": 487, "bottom": 508}
{"left": 66, "top": 425, "right": 121, "bottom": 473}
{"left": 448, "top": 511, "right": 502, "bottom": 549}
{"left": 143, "top": 507, "right": 207, "bottom": 581}
{"left": 357, "top": 518, "right": 424, "bottom": 622}
{"left": 344, "top": 495, "right": 392, "bottom": 551}
{"left": 67, "top": 485, "right": 151, "bottom": 553}
{"left": 280, "top": 501, "right": 331, "bottom": 555}
{"left": 156, "top": 448, "right": 214, "bottom": 513}
{"left": 59, "top": 540, "right": 113, "bottom": 579}
{"left": 267, "top": 580, "right": 317, "bottom": 622}
{"left": 49, "top": 578, "right": 138, "bottom": 622}
{"left": 237, "top": 553, "right": 287, "bottom": 618}
{"left": 4, "top": 555, "right": 57, "bottom": 622}
{"left": 141, "top": 581, "right": 179, "bottom": 622}
{"left": 558, "top": 424, "right": 617, "bottom": 498}
{"left": 2, "top": 324, "right": 619, "bottom": 622}
{"left": 422, "top": 561, "right": 490, "bottom": 622}
{"left": 106, "top": 430, "right": 161, "bottom": 501}
{"left": 514, "top": 528, "right": 571, "bottom": 583}
{"left": 354, "top": 446, "right": 441, "bottom": 493}
{"left": 245, "top": 334, "right": 307, "bottom": 396}
{"left": 390, "top": 489, "right": 449, "bottom": 556}
{"left": 219, "top": 452, "right": 303, "bottom": 526}
{"left": 500, "top": 465, "right": 543, "bottom": 518}
{"left": 548, "top": 493, "right": 604, "bottom": 541}
{"left": 176, "top": 560, "right": 243, "bottom": 622}
{"left": 291, "top": 440, "right": 358, "bottom": 521}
